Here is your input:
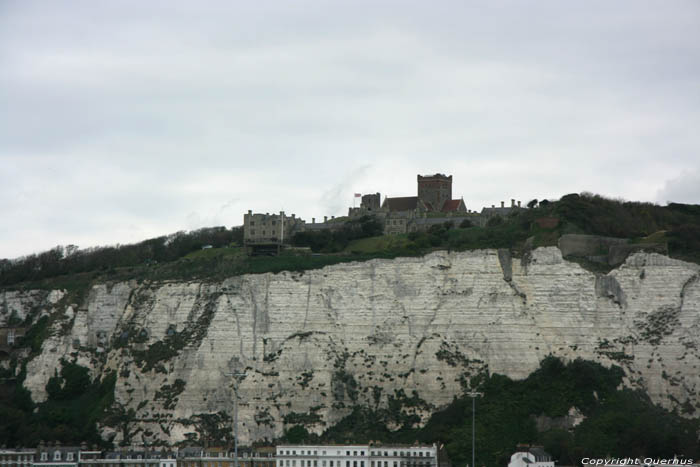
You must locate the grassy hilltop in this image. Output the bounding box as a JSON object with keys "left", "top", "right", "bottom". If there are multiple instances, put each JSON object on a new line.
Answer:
{"left": 2, "top": 192, "right": 700, "bottom": 291}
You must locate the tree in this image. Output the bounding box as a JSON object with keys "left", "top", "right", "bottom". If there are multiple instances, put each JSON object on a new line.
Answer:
{"left": 459, "top": 219, "right": 473, "bottom": 228}
{"left": 527, "top": 199, "right": 538, "bottom": 209}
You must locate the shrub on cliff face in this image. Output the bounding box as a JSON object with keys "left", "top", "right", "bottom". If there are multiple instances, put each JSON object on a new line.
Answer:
{"left": 313, "top": 357, "right": 700, "bottom": 467}
{"left": 0, "top": 360, "right": 115, "bottom": 447}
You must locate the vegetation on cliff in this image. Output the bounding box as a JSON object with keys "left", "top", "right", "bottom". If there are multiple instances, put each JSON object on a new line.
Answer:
{"left": 0, "top": 359, "right": 115, "bottom": 447}
{"left": 285, "top": 357, "right": 700, "bottom": 466}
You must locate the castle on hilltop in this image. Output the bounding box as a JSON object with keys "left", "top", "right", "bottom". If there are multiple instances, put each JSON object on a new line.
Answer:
{"left": 243, "top": 173, "right": 524, "bottom": 252}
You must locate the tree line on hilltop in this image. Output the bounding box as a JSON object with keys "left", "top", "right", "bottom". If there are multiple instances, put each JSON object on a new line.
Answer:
{"left": 0, "top": 226, "right": 243, "bottom": 287}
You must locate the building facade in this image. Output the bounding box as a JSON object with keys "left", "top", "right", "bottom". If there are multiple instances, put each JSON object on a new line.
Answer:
{"left": 417, "top": 174, "right": 452, "bottom": 212}
{"left": 0, "top": 448, "right": 35, "bottom": 467}
{"left": 275, "top": 444, "right": 437, "bottom": 467}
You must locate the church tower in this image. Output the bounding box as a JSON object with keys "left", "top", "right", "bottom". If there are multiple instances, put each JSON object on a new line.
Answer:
{"left": 417, "top": 174, "right": 452, "bottom": 211}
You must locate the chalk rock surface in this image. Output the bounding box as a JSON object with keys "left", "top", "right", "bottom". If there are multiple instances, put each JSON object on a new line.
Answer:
{"left": 4, "top": 247, "right": 699, "bottom": 445}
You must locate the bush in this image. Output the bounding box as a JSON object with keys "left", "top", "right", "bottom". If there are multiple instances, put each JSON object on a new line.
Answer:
{"left": 459, "top": 219, "right": 473, "bottom": 228}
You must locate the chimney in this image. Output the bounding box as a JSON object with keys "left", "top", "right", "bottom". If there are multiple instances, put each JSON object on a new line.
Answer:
{"left": 312, "top": 217, "right": 315, "bottom": 223}
{"left": 291, "top": 214, "right": 295, "bottom": 219}
{"left": 492, "top": 204, "right": 495, "bottom": 208}
{"left": 247, "top": 210, "right": 252, "bottom": 215}
{"left": 500, "top": 201, "right": 504, "bottom": 208}
{"left": 324, "top": 216, "right": 328, "bottom": 222}
{"left": 280, "top": 210, "right": 284, "bottom": 217}
{"left": 331, "top": 215, "right": 335, "bottom": 219}
{"left": 518, "top": 200, "right": 521, "bottom": 207}
{"left": 511, "top": 199, "right": 515, "bottom": 207}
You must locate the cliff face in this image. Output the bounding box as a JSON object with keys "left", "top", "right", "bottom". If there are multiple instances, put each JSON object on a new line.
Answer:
{"left": 2, "top": 247, "right": 699, "bottom": 445}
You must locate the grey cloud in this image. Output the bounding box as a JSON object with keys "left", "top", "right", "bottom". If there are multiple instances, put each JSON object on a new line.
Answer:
{"left": 657, "top": 170, "right": 700, "bottom": 205}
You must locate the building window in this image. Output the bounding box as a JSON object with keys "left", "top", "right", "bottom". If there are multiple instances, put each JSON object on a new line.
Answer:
{"left": 7, "top": 329, "right": 15, "bottom": 345}
{"left": 67, "top": 453, "right": 74, "bottom": 461}
{"left": 54, "top": 452, "right": 61, "bottom": 461}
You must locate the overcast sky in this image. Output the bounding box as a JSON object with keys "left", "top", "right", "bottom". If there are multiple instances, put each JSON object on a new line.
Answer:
{"left": 1, "top": 1, "right": 699, "bottom": 259}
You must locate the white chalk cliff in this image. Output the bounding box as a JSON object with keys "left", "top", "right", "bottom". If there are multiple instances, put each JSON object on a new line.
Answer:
{"left": 2, "top": 247, "right": 699, "bottom": 445}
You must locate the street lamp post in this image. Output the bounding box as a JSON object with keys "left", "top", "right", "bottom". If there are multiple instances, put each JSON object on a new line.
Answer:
{"left": 466, "top": 391, "right": 483, "bottom": 467}
{"left": 224, "top": 371, "right": 246, "bottom": 467}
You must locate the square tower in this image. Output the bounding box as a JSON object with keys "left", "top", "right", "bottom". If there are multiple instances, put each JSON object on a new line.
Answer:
{"left": 417, "top": 173, "right": 452, "bottom": 211}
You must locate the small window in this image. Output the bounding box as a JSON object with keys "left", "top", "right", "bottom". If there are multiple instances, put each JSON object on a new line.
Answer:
{"left": 67, "top": 453, "right": 74, "bottom": 461}
{"left": 54, "top": 451, "right": 61, "bottom": 461}
{"left": 250, "top": 221, "right": 255, "bottom": 226}
{"left": 41, "top": 453, "right": 47, "bottom": 461}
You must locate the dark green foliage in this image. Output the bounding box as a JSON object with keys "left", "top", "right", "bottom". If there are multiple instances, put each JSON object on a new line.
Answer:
{"left": 21, "top": 315, "right": 51, "bottom": 355}
{"left": 0, "top": 226, "right": 243, "bottom": 287}
{"left": 292, "top": 216, "right": 383, "bottom": 252}
{"left": 46, "top": 360, "right": 91, "bottom": 400}
{"left": 154, "top": 379, "right": 186, "bottom": 410}
{"left": 313, "top": 357, "right": 700, "bottom": 467}
{"left": 459, "top": 218, "right": 473, "bottom": 228}
{"left": 320, "top": 407, "right": 396, "bottom": 443}
{"left": 283, "top": 425, "right": 311, "bottom": 443}
{"left": 0, "top": 360, "right": 115, "bottom": 447}
{"left": 486, "top": 216, "right": 504, "bottom": 227}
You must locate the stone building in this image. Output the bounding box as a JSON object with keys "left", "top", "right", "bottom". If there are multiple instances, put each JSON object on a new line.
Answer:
{"left": 243, "top": 211, "right": 305, "bottom": 245}
{"left": 33, "top": 442, "right": 80, "bottom": 467}
{"left": 417, "top": 174, "right": 453, "bottom": 211}
{"left": 361, "top": 193, "right": 381, "bottom": 212}
{"left": 480, "top": 199, "right": 524, "bottom": 221}
{"left": 381, "top": 174, "right": 466, "bottom": 216}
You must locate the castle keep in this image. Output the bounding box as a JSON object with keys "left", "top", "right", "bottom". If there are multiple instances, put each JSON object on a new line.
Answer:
{"left": 417, "top": 173, "right": 453, "bottom": 211}
{"left": 243, "top": 173, "right": 524, "bottom": 250}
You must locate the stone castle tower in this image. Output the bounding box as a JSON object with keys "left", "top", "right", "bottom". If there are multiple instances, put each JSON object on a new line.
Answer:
{"left": 417, "top": 174, "right": 452, "bottom": 211}
{"left": 360, "top": 193, "right": 381, "bottom": 211}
